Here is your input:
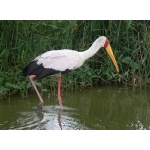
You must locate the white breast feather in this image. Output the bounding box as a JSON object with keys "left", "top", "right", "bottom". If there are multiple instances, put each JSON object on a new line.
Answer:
{"left": 34, "top": 50, "right": 84, "bottom": 71}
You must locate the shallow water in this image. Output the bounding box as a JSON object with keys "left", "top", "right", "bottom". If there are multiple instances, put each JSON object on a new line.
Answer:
{"left": 0, "top": 86, "right": 150, "bottom": 130}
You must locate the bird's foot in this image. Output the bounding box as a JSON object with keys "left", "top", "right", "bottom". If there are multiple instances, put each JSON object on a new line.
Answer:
{"left": 37, "top": 103, "right": 43, "bottom": 111}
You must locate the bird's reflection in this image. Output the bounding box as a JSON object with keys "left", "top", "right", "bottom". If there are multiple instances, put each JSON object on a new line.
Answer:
{"left": 57, "top": 109, "right": 62, "bottom": 130}
{"left": 36, "top": 107, "right": 63, "bottom": 130}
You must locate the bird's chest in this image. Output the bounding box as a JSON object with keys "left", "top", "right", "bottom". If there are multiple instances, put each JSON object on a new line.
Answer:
{"left": 73, "top": 60, "right": 84, "bottom": 69}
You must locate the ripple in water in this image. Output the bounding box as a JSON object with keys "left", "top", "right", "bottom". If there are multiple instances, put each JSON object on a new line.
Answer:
{"left": 9, "top": 105, "right": 89, "bottom": 130}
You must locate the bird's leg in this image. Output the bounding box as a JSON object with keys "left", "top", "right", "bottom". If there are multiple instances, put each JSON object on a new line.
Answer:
{"left": 57, "top": 74, "right": 63, "bottom": 109}
{"left": 29, "top": 75, "right": 44, "bottom": 110}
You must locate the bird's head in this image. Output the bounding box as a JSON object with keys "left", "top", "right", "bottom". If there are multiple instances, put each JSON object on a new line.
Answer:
{"left": 103, "top": 37, "right": 119, "bottom": 73}
{"left": 86, "top": 36, "right": 119, "bottom": 73}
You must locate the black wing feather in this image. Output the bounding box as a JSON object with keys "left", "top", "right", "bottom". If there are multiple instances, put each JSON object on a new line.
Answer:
{"left": 22, "top": 60, "right": 71, "bottom": 79}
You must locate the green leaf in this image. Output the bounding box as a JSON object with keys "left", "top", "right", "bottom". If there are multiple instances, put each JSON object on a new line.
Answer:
{"left": 27, "top": 83, "right": 31, "bottom": 88}
{"left": 5, "top": 83, "right": 21, "bottom": 89}
{"left": 121, "top": 57, "right": 132, "bottom": 64}
{"left": 34, "top": 81, "right": 42, "bottom": 87}
{"left": 130, "top": 62, "right": 139, "bottom": 69}
{"left": 41, "top": 89, "right": 49, "bottom": 92}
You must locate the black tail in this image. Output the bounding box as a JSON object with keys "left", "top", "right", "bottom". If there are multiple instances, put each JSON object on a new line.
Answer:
{"left": 22, "top": 60, "right": 61, "bottom": 79}
{"left": 22, "top": 60, "right": 41, "bottom": 77}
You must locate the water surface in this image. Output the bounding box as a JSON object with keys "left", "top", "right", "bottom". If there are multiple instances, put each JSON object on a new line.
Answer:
{"left": 0, "top": 86, "right": 150, "bottom": 130}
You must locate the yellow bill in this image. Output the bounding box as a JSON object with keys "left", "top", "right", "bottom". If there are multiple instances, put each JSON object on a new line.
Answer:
{"left": 105, "top": 44, "right": 119, "bottom": 73}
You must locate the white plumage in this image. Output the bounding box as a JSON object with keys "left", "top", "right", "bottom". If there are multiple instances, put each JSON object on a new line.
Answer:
{"left": 34, "top": 50, "right": 84, "bottom": 71}
{"left": 22, "top": 36, "right": 119, "bottom": 110}
{"left": 31, "top": 36, "right": 108, "bottom": 73}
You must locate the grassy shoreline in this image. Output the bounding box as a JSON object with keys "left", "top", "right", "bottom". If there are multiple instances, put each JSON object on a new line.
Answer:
{"left": 0, "top": 20, "right": 150, "bottom": 97}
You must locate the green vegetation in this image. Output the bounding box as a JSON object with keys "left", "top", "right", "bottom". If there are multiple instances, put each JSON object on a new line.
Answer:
{"left": 0, "top": 20, "right": 150, "bottom": 97}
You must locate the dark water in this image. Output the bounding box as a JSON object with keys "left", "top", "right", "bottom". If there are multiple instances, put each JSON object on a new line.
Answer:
{"left": 0, "top": 86, "right": 150, "bottom": 130}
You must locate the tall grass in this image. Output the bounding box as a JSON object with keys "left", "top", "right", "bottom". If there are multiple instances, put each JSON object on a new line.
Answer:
{"left": 0, "top": 20, "right": 150, "bottom": 97}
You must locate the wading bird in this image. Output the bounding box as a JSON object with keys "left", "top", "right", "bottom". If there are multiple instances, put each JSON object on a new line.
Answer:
{"left": 22, "top": 36, "right": 119, "bottom": 110}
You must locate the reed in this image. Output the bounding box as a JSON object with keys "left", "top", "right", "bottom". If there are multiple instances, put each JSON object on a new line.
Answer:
{"left": 0, "top": 20, "right": 150, "bottom": 97}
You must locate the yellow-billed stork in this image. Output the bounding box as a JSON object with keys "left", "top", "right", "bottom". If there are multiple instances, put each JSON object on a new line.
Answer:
{"left": 22, "top": 36, "right": 119, "bottom": 110}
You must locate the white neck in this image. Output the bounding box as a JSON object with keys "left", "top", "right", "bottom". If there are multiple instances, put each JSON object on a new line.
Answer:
{"left": 81, "top": 36, "right": 106, "bottom": 61}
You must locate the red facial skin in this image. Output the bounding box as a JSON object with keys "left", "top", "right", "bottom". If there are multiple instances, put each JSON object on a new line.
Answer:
{"left": 104, "top": 39, "right": 110, "bottom": 48}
